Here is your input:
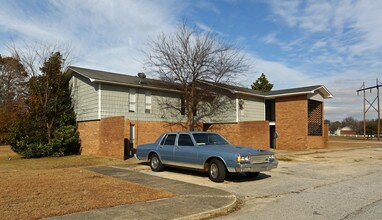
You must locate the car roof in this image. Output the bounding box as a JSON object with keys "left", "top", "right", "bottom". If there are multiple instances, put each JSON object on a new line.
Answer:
{"left": 165, "top": 131, "right": 217, "bottom": 135}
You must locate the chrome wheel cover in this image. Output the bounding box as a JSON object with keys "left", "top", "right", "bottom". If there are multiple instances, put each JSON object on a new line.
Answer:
{"left": 151, "top": 156, "right": 159, "bottom": 169}
{"left": 210, "top": 163, "right": 218, "bottom": 179}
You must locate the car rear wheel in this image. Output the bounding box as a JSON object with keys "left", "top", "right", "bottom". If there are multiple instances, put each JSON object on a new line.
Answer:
{"left": 208, "top": 159, "right": 226, "bottom": 182}
{"left": 150, "top": 154, "right": 164, "bottom": 172}
{"left": 245, "top": 172, "right": 260, "bottom": 178}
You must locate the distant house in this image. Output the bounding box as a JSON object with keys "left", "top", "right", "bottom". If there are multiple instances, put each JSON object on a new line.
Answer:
{"left": 66, "top": 66, "right": 333, "bottom": 159}
{"left": 335, "top": 126, "right": 356, "bottom": 136}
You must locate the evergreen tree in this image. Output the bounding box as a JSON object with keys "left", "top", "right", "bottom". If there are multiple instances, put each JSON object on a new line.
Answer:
{"left": 251, "top": 73, "right": 273, "bottom": 92}
{"left": 10, "top": 52, "right": 79, "bottom": 158}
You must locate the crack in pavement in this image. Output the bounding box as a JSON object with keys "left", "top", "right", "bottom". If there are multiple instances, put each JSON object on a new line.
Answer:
{"left": 340, "top": 198, "right": 382, "bottom": 220}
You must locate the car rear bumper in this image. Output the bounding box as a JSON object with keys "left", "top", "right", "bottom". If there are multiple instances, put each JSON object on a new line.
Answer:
{"left": 230, "top": 159, "right": 278, "bottom": 173}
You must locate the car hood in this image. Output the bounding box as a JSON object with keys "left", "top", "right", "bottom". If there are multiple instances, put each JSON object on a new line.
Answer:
{"left": 204, "top": 145, "right": 274, "bottom": 155}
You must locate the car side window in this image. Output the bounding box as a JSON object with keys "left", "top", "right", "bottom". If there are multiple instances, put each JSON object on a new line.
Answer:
{"left": 178, "top": 134, "right": 194, "bottom": 146}
{"left": 164, "top": 134, "right": 176, "bottom": 145}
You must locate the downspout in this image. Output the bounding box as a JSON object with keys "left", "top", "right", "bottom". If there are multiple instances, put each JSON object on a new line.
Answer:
{"left": 235, "top": 95, "right": 239, "bottom": 123}
{"left": 98, "top": 83, "right": 102, "bottom": 120}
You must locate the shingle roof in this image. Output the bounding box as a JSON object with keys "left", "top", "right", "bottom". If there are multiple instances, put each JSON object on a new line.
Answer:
{"left": 66, "top": 66, "right": 181, "bottom": 92}
{"left": 199, "top": 81, "right": 263, "bottom": 97}
{"left": 263, "top": 85, "right": 333, "bottom": 98}
{"left": 66, "top": 66, "right": 333, "bottom": 99}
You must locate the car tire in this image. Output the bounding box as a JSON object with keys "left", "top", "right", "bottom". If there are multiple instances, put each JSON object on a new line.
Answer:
{"left": 245, "top": 172, "right": 260, "bottom": 178}
{"left": 208, "top": 159, "right": 226, "bottom": 182}
{"left": 150, "top": 154, "right": 164, "bottom": 172}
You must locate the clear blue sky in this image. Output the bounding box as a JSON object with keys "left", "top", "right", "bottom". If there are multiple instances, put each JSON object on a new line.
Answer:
{"left": 1, "top": 0, "right": 382, "bottom": 121}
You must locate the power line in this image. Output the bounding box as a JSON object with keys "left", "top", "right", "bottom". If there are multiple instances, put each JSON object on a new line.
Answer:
{"left": 356, "top": 79, "right": 382, "bottom": 141}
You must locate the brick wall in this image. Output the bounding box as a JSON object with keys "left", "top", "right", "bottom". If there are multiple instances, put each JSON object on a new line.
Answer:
{"left": 206, "top": 121, "right": 270, "bottom": 150}
{"left": 276, "top": 95, "right": 308, "bottom": 150}
{"left": 78, "top": 98, "right": 330, "bottom": 160}
{"left": 99, "top": 116, "right": 125, "bottom": 160}
{"left": 126, "top": 120, "right": 187, "bottom": 147}
{"left": 78, "top": 117, "right": 125, "bottom": 160}
{"left": 78, "top": 120, "right": 100, "bottom": 155}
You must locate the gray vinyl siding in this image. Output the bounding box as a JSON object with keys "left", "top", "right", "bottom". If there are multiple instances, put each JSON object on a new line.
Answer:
{"left": 71, "top": 74, "right": 265, "bottom": 123}
{"left": 204, "top": 96, "right": 237, "bottom": 123}
{"left": 101, "top": 84, "right": 129, "bottom": 118}
{"left": 100, "top": 83, "right": 184, "bottom": 122}
{"left": 71, "top": 74, "right": 99, "bottom": 121}
{"left": 149, "top": 90, "right": 185, "bottom": 122}
{"left": 239, "top": 95, "right": 265, "bottom": 121}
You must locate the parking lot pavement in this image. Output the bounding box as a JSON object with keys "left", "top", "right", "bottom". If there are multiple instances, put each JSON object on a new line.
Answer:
{"left": 140, "top": 146, "right": 382, "bottom": 219}
{"left": 49, "top": 166, "right": 237, "bottom": 220}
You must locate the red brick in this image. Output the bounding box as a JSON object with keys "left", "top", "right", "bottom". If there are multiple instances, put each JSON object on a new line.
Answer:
{"left": 276, "top": 95, "right": 308, "bottom": 150}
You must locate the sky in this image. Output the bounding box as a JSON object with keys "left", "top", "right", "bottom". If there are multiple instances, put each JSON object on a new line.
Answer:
{"left": 1, "top": 0, "right": 382, "bottom": 122}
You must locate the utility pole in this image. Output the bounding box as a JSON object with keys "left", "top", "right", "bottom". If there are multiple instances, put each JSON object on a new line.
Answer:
{"left": 356, "top": 79, "right": 382, "bottom": 141}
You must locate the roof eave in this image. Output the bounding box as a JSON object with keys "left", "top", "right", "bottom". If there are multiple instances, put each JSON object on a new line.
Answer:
{"left": 317, "top": 85, "right": 334, "bottom": 98}
{"left": 91, "top": 79, "right": 183, "bottom": 93}
{"left": 264, "top": 91, "right": 315, "bottom": 99}
{"left": 265, "top": 86, "right": 334, "bottom": 99}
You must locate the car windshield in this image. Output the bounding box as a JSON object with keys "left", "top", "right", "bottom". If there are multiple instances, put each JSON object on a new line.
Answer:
{"left": 192, "top": 133, "right": 230, "bottom": 146}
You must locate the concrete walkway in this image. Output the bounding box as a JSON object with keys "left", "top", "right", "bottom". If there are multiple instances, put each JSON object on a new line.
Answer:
{"left": 48, "top": 165, "right": 237, "bottom": 220}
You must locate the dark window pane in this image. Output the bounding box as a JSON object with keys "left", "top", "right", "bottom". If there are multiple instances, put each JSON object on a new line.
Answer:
{"left": 178, "top": 134, "right": 194, "bottom": 146}
{"left": 164, "top": 134, "right": 176, "bottom": 145}
{"left": 265, "top": 100, "right": 275, "bottom": 121}
{"left": 181, "top": 97, "right": 185, "bottom": 115}
{"left": 192, "top": 133, "right": 229, "bottom": 145}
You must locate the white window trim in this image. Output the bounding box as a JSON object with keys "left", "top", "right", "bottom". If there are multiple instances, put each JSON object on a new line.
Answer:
{"left": 129, "top": 88, "right": 136, "bottom": 112}
{"left": 145, "top": 91, "right": 152, "bottom": 113}
{"left": 235, "top": 96, "right": 239, "bottom": 122}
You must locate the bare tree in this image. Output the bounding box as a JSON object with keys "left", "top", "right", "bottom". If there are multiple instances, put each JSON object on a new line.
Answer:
{"left": 146, "top": 23, "right": 247, "bottom": 130}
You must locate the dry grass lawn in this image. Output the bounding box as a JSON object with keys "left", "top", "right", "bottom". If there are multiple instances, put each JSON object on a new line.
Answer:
{"left": 0, "top": 146, "right": 174, "bottom": 220}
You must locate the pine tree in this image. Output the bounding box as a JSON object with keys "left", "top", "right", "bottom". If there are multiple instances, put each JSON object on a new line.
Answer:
{"left": 251, "top": 73, "right": 273, "bottom": 92}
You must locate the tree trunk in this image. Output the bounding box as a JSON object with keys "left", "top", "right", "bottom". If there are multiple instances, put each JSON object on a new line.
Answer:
{"left": 46, "top": 122, "right": 52, "bottom": 144}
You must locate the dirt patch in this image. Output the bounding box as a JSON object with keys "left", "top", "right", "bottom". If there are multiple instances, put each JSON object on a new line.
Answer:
{"left": 0, "top": 146, "right": 174, "bottom": 220}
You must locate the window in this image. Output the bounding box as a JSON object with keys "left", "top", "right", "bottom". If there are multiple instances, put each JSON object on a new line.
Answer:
{"left": 178, "top": 134, "right": 194, "bottom": 146}
{"left": 308, "top": 100, "right": 323, "bottom": 136}
{"left": 192, "top": 133, "right": 229, "bottom": 146}
{"left": 180, "top": 97, "right": 185, "bottom": 115}
{"left": 164, "top": 134, "right": 176, "bottom": 145}
{"left": 145, "top": 91, "right": 152, "bottom": 113}
{"left": 265, "top": 100, "right": 275, "bottom": 121}
{"left": 129, "top": 89, "right": 136, "bottom": 112}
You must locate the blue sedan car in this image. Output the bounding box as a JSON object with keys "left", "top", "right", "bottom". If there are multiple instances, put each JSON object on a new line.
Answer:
{"left": 135, "top": 132, "right": 278, "bottom": 182}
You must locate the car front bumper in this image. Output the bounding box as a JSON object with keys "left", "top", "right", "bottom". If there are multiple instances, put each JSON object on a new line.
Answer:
{"left": 230, "top": 159, "right": 279, "bottom": 173}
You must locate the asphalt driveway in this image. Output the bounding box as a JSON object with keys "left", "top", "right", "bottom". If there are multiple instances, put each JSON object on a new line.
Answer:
{"left": 138, "top": 146, "right": 382, "bottom": 219}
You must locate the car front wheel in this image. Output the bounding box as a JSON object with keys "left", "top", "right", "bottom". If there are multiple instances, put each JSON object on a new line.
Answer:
{"left": 208, "top": 159, "right": 226, "bottom": 182}
{"left": 150, "top": 154, "right": 164, "bottom": 172}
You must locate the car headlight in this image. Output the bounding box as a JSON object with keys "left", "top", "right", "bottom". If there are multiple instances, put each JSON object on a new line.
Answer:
{"left": 268, "top": 154, "right": 275, "bottom": 161}
{"left": 237, "top": 155, "right": 250, "bottom": 163}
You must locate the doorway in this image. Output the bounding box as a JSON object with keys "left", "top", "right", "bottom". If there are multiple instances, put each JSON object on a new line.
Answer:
{"left": 270, "top": 125, "right": 277, "bottom": 149}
